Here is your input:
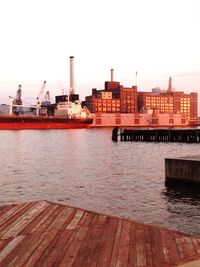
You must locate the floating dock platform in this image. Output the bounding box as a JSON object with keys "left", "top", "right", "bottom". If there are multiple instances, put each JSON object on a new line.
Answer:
{"left": 0, "top": 200, "right": 200, "bottom": 266}
{"left": 166, "top": 155, "right": 200, "bottom": 184}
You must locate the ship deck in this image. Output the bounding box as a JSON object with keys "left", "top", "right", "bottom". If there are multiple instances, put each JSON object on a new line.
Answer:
{"left": 0, "top": 200, "right": 200, "bottom": 266}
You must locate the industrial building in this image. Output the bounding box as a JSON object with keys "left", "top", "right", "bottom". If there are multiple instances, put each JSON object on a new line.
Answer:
{"left": 138, "top": 77, "right": 198, "bottom": 121}
{"left": 84, "top": 72, "right": 198, "bottom": 126}
{"left": 85, "top": 69, "right": 137, "bottom": 114}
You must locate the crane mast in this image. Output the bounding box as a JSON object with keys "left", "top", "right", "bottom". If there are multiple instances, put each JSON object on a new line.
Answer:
{"left": 42, "top": 91, "right": 51, "bottom": 106}
{"left": 13, "top": 85, "right": 22, "bottom": 105}
{"left": 36, "top": 81, "right": 46, "bottom": 106}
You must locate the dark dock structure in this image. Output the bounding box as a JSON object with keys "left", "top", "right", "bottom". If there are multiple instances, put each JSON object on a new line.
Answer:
{"left": 0, "top": 200, "right": 200, "bottom": 266}
{"left": 115, "top": 128, "right": 200, "bottom": 143}
{"left": 166, "top": 155, "right": 200, "bottom": 184}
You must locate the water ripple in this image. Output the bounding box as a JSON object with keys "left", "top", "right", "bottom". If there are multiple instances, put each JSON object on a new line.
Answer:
{"left": 0, "top": 129, "right": 200, "bottom": 235}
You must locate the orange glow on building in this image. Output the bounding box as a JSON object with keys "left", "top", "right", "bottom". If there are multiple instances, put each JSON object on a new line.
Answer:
{"left": 138, "top": 91, "right": 197, "bottom": 120}
{"left": 84, "top": 76, "right": 198, "bottom": 123}
{"left": 85, "top": 81, "right": 137, "bottom": 114}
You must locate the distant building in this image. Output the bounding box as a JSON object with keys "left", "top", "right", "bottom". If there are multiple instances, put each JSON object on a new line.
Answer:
{"left": 84, "top": 75, "right": 198, "bottom": 123}
{"left": 138, "top": 77, "right": 198, "bottom": 121}
{"left": 85, "top": 80, "right": 138, "bottom": 114}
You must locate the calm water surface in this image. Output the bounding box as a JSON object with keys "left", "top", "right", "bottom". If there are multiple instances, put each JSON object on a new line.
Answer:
{"left": 0, "top": 128, "right": 200, "bottom": 235}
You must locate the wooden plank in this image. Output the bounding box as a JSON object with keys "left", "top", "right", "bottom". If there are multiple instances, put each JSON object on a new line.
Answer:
{"left": 95, "top": 217, "right": 118, "bottom": 267}
{"left": 127, "top": 222, "right": 136, "bottom": 267}
{"left": 91, "top": 214, "right": 107, "bottom": 227}
{"left": 118, "top": 220, "right": 132, "bottom": 266}
{"left": 20, "top": 203, "right": 59, "bottom": 235}
{"left": 78, "top": 212, "right": 96, "bottom": 227}
{"left": 0, "top": 202, "right": 34, "bottom": 232}
{"left": 21, "top": 229, "right": 59, "bottom": 267}
{"left": 0, "top": 202, "right": 45, "bottom": 237}
{"left": 30, "top": 205, "right": 64, "bottom": 234}
{"left": 7, "top": 206, "right": 72, "bottom": 266}
{"left": 174, "top": 233, "right": 187, "bottom": 260}
{"left": 144, "top": 224, "right": 153, "bottom": 267}
{"left": 115, "top": 220, "right": 131, "bottom": 267}
{"left": 35, "top": 229, "right": 74, "bottom": 267}
{"left": 44, "top": 212, "right": 95, "bottom": 267}
{"left": 58, "top": 226, "right": 89, "bottom": 267}
{"left": 71, "top": 220, "right": 107, "bottom": 267}
{"left": 109, "top": 220, "right": 123, "bottom": 267}
{"left": 175, "top": 234, "right": 196, "bottom": 259}
{"left": 149, "top": 226, "right": 165, "bottom": 266}
{"left": 159, "top": 228, "right": 170, "bottom": 265}
{"left": 71, "top": 215, "right": 112, "bottom": 267}
{"left": 8, "top": 232, "right": 49, "bottom": 266}
{"left": 72, "top": 213, "right": 106, "bottom": 266}
{"left": 192, "top": 237, "right": 200, "bottom": 254}
{"left": 164, "top": 230, "right": 180, "bottom": 264}
{"left": 21, "top": 207, "right": 76, "bottom": 267}
{"left": 182, "top": 236, "right": 196, "bottom": 257}
{"left": 48, "top": 206, "right": 74, "bottom": 230}
{"left": 0, "top": 239, "right": 10, "bottom": 253}
{"left": 65, "top": 214, "right": 100, "bottom": 266}
{"left": 0, "top": 235, "right": 24, "bottom": 262}
{"left": 0, "top": 204, "right": 18, "bottom": 222}
{"left": 1, "top": 235, "right": 33, "bottom": 266}
{"left": 1, "top": 201, "right": 49, "bottom": 239}
{"left": 32, "top": 208, "right": 77, "bottom": 266}
{"left": 135, "top": 223, "right": 147, "bottom": 267}
{"left": 66, "top": 209, "right": 85, "bottom": 230}
{"left": 0, "top": 204, "right": 21, "bottom": 214}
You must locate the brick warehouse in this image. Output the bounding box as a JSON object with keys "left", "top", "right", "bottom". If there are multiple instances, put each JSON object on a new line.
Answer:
{"left": 84, "top": 73, "right": 198, "bottom": 124}
{"left": 85, "top": 81, "right": 137, "bottom": 114}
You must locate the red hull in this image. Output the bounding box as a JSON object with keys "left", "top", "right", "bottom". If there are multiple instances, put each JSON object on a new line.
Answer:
{"left": 0, "top": 115, "right": 93, "bottom": 130}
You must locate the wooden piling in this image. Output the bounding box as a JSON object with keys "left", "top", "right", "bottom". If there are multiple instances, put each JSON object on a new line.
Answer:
{"left": 112, "top": 127, "right": 119, "bottom": 142}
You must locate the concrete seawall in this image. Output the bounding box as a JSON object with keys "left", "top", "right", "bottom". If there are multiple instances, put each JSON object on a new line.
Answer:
{"left": 165, "top": 155, "right": 200, "bottom": 184}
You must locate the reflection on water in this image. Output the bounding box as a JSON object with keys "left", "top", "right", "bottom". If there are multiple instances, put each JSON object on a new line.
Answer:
{"left": 164, "top": 182, "right": 200, "bottom": 203}
{"left": 0, "top": 128, "right": 200, "bottom": 235}
{"left": 162, "top": 183, "right": 200, "bottom": 234}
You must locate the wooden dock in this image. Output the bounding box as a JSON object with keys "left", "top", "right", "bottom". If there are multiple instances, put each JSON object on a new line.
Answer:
{"left": 114, "top": 128, "right": 200, "bottom": 143}
{"left": 166, "top": 155, "right": 200, "bottom": 184}
{"left": 0, "top": 200, "right": 200, "bottom": 266}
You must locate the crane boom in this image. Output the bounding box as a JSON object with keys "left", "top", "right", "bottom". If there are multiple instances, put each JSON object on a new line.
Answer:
{"left": 37, "top": 81, "right": 46, "bottom": 102}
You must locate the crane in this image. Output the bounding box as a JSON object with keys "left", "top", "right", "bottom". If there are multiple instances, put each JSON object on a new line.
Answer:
{"left": 42, "top": 91, "right": 51, "bottom": 106}
{"left": 36, "top": 81, "right": 46, "bottom": 106}
{"left": 13, "top": 85, "right": 22, "bottom": 105}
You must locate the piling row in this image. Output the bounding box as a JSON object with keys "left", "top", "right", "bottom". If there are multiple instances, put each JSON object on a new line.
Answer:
{"left": 117, "top": 129, "right": 200, "bottom": 143}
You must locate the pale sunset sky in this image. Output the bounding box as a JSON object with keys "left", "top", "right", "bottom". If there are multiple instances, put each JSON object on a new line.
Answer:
{"left": 0, "top": 0, "right": 199, "bottom": 104}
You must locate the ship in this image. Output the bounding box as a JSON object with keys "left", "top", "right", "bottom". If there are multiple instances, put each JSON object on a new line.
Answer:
{"left": 0, "top": 56, "right": 93, "bottom": 130}
{"left": 0, "top": 99, "right": 93, "bottom": 130}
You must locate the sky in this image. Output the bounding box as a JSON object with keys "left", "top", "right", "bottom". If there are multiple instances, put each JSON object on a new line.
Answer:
{"left": 0, "top": 0, "right": 200, "bottom": 104}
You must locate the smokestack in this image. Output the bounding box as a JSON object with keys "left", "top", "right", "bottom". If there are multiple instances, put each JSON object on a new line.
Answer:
{"left": 111, "top": 69, "right": 114, "bottom": 82}
{"left": 69, "top": 56, "right": 75, "bottom": 94}
{"left": 168, "top": 76, "right": 172, "bottom": 92}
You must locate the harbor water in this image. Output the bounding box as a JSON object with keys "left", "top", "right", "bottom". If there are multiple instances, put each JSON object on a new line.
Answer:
{"left": 0, "top": 128, "right": 200, "bottom": 235}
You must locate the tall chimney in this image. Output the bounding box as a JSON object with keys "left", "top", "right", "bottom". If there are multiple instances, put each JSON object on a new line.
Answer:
{"left": 111, "top": 69, "right": 114, "bottom": 82}
{"left": 69, "top": 56, "right": 75, "bottom": 94}
{"left": 168, "top": 76, "right": 172, "bottom": 92}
